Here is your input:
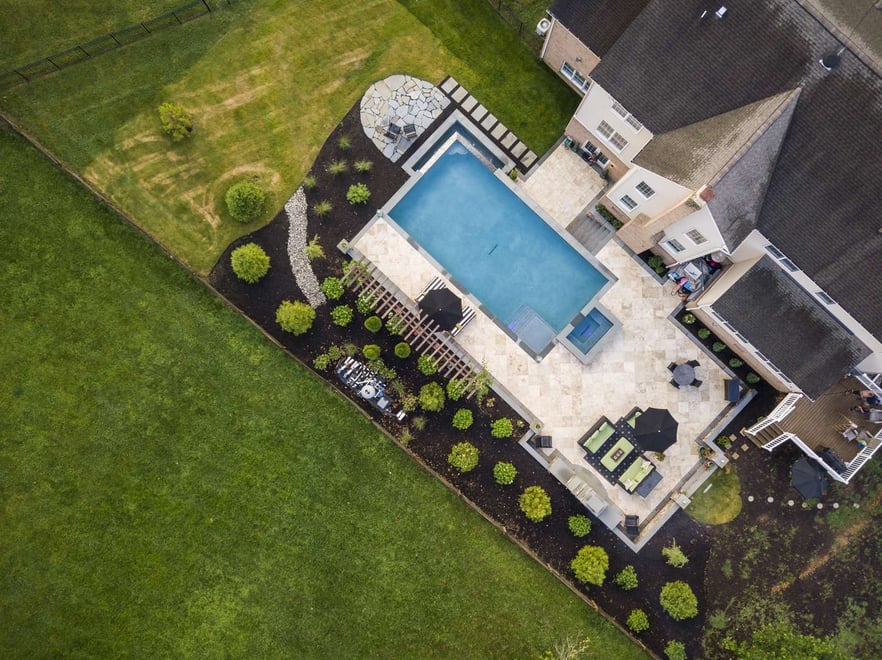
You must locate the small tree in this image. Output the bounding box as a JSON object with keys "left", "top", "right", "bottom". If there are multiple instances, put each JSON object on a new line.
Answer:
{"left": 448, "top": 441, "right": 479, "bottom": 472}
{"left": 660, "top": 581, "right": 698, "bottom": 621}
{"left": 615, "top": 565, "right": 639, "bottom": 591}
{"left": 570, "top": 545, "right": 609, "bottom": 586}
{"left": 419, "top": 382, "right": 446, "bottom": 412}
{"left": 305, "top": 235, "right": 325, "bottom": 260}
{"left": 519, "top": 486, "right": 552, "bottom": 522}
{"left": 493, "top": 461, "right": 517, "bottom": 485}
{"left": 662, "top": 539, "right": 689, "bottom": 568}
{"left": 362, "top": 344, "right": 381, "bottom": 360}
{"left": 452, "top": 408, "right": 473, "bottom": 430}
{"left": 226, "top": 181, "right": 265, "bottom": 223}
{"left": 230, "top": 242, "right": 270, "bottom": 283}
{"left": 664, "top": 641, "right": 686, "bottom": 660}
{"left": 417, "top": 355, "right": 438, "bottom": 375}
{"left": 627, "top": 609, "right": 649, "bottom": 633}
{"left": 364, "top": 316, "right": 382, "bottom": 333}
{"left": 394, "top": 342, "right": 411, "bottom": 359}
{"left": 276, "top": 300, "right": 315, "bottom": 335}
{"left": 330, "top": 305, "right": 353, "bottom": 327}
{"left": 346, "top": 183, "right": 371, "bottom": 205}
{"left": 568, "top": 515, "right": 591, "bottom": 537}
{"left": 491, "top": 417, "right": 514, "bottom": 438}
{"left": 320, "top": 276, "right": 345, "bottom": 300}
{"left": 157, "top": 102, "right": 193, "bottom": 141}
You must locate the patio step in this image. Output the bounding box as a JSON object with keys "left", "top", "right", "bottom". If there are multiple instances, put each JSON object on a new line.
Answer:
{"left": 566, "top": 212, "right": 616, "bottom": 255}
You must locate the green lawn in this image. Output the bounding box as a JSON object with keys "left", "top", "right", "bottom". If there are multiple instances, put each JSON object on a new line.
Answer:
{"left": 0, "top": 126, "right": 642, "bottom": 657}
{"left": 686, "top": 466, "right": 742, "bottom": 525}
{"left": 1, "top": 0, "right": 577, "bottom": 274}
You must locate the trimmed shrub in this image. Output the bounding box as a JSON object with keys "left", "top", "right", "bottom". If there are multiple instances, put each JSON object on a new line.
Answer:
{"left": 493, "top": 461, "right": 517, "bottom": 485}
{"left": 362, "top": 344, "right": 381, "bottom": 360}
{"left": 729, "top": 357, "right": 744, "bottom": 368}
{"left": 568, "top": 515, "right": 591, "bottom": 538}
{"left": 682, "top": 313, "right": 696, "bottom": 324}
{"left": 662, "top": 539, "right": 689, "bottom": 568}
{"left": 321, "top": 276, "right": 345, "bottom": 300}
{"left": 615, "top": 565, "right": 639, "bottom": 591}
{"left": 627, "top": 609, "right": 649, "bottom": 633}
{"left": 746, "top": 372, "right": 761, "bottom": 384}
{"left": 712, "top": 341, "right": 727, "bottom": 353}
{"left": 647, "top": 255, "right": 664, "bottom": 270}
{"left": 664, "top": 641, "right": 686, "bottom": 660}
{"left": 337, "top": 135, "right": 351, "bottom": 150}
{"left": 354, "top": 159, "right": 373, "bottom": 173}
{"left": 364, "top": 315, "right": 382, "bottom": 333}
{"left": 448, "top": 441, "right": 479, "bottom": 473}
{"left": 385, "top": 315, "right": 405, "bottom": 336}
{"left": 327, "top": 345, "right": 343, "bottom": 361}
{"left": 326, "top": 160, "right": 348, "bottom": 176}
{"left": 330, "top": 305, "right": 353, "bottom": 327}
{"left": 595, "top": 203, "right": 623, "bottom": 229}
{"left": 313, "top": 200, "right": 333, "bottom": 217}
{"left": 452, "top": 408, "right": 473, "bottom": 430}
{"left": 394, "top": 342, "right": 411, "bottom": 359}
{"left": 356, "top": 292, "right": 377, "bottom": 314}
{"left": 570, "top": 545, "right": 609, "bottom": 586}
{"left": 447, "top": 378, "right": 466, "bottom": 401}
{"left": 230, "top": 242, "right": 270, "bottom": 283}
{"left": 305, "top": 235, "right": 325, "bottom": 260}
{"left": 313, "top": 353, "right": 331, "bottom": 371}
{"left": 697, "top": 327, "right": 711, "bottom": 339}
{"left": 417, "top": 354, "right": 438, "bottom": 376}
{"left": 225, "top": 181, "right": 265, "bottom": 223}
{"left": 519, "top": 486, "right": 552, "bottom": 522}
{"left": 660, "top": 581, "right": 699, "bottom": 620}
{"left": 419, "top": 382, "right": 446, "bottom": 412}
{"left": 346, "top": 183, "right": 371, "bottom": 205}
{"left": 302, "top": 174, "right": 316, "bottom": 189}
{"left": 490, "top": 417, "right": 514, "bottom": 439}
{"left": 276, "top": 300, "right": 315, "bottom": 335}
{"left": 157, "top": 102, "right": 193, "bottom": 141}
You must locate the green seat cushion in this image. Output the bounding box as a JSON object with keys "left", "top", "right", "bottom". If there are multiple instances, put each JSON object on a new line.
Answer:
{"left": 583, "top": 422, "right": 614, "bottom": 454}
{"left": 600, "top": 437, "right": 634, "bottom": 471}
{"left": 619, "top": 459, "right": 654, "bottom": 492}
{"left": 627, "top": 411, "right": 642, "bottom": 428}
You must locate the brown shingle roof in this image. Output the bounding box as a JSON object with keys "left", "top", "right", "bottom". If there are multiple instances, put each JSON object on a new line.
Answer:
{"left": 548, "top": 0, "right": 650, "bottom": 57}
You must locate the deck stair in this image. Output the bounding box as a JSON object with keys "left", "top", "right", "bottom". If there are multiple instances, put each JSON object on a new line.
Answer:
{"left": 747, "top": 422, "right": 787, "bottom": 448}
{"left": 566, "top": 211, "right": 616, "bottom": 255}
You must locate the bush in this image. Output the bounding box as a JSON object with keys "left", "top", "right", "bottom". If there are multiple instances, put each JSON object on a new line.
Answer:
{"left": 225, "top": 181, "right": 265, "bottom": 223}
{"left": 337, "top": 135, "right": 351, "bottom": 150}
{"left": 362, "top": 344, "right": 381, "bottom": 360}
{"left": 746, "top": 372, "right": 761, "bottom": 384}
{"left": 447, "top": 378, "right": 466, "bottom": 401}
{"left": 697, "top": 328, "right": 711, "bottom": 339}
{"left": 411, "top": 415, "right": 427, "bottom": 431}
{"left": 490, "top": 417, "right": 514, "bottom": 438}
{"left": 448, "top": 441, "right": 479, "bottom": 473}
{"left": 519, "top": 486, "right": 552, "bottom": 522}
{"left": 729, "top": 357, "right": 744, "bottom": 368}
{"left": 568, "top": 515, "right": 591, "bottom": 537}
{"left": 157, "top": 102, "right": 193, "bottom": 141}
{"left": 364, "top": 316, "right": 382, "bottom": 333}
{"left": 647, "top": 255, "right": 664, "bottom": 270}
{"left": 394, "top": 342, "right": 411, "bottom": 359}
{"left": 627, "top": 609, "right": 649, "bottom": 633}
{"left": 417, "top": 354, "right": 438, "bottom": 375}
{"left": 385, "top": 315, "right": 405, "bottom": 335}
{"left": 595, "top": 203, "right": 623, "bottom": 229}
{"left": 615, "top": 565, "right": 639, "bottom": 590}
{"left": 662, "top": 539, "right": 689, "bottom": 567}
{"left": 346, "top": 183, "right": 371, "bottom": 205}
{"left": 717, "top": 435, "right": 732, "bottom": 449}
{"left": 276, "top": 300, "right": 315, "bottom": 335}
{"left": 342, "top": 342, "right": 358, "bottom": 357}
{"left": 570, "top": 545, "right": 609, "bottom": 586}
{"left": 354, "top": 159, "right": 373, "bottom": 172}
{"left": 326, "top": 160, "right": 348, "bottom": 176}
{"left": 320, "top": 276, "right": 345, "bottom": 300}
{"left": 330, "top": 305, "right": 353, "bottom": 327}
{"left": 356, "top": 292, "right": 377, "bottom": 314}
{"left": 660, "top": 581, "right": 698, "bottom": 620}
{"left": 452, "top": 408, "right": 473, "bottom": 430}
{"left": 230, "top": 242, "right": 270, "bottom": 283}
{"left": 493, "top": 461, "right": 517, "bottom": 485}
{"left": 313, "top": 353, "right": 331, "bottom": 371}
{"left": 302, "top": 174, "right": 316, "bottom": 189}
{"left": 419, "top": 382, "right": 446, "bottom": 412}
{"left": 327, "top": 345, "right": 343, "bottom": 361}
{"left": 313, "top": 200, "right": 333, "bottom": 217}
{"left": 401, "top": 393, "right": 418, "bottom": 412}
{"left": 712, "top": 341, "right": 727, "bottom": 353}
{"left": 664, "top": 641, "right": 686, "bottom": 660}
{"left": 682, "top": 313, "right": 696, "bottom": 324}
{"left": 305, "top": 235, "right": 325, "bottom": 260}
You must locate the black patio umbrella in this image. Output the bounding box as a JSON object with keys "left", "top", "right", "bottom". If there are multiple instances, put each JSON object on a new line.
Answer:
{"left": 791, "top": 456, "right": 828, "bottom": 499}
{"left": 634, "top": 407, "right": 679, "bottom": 452}
{"left": 418, "top": 287, "right": 463, "bottom": 331}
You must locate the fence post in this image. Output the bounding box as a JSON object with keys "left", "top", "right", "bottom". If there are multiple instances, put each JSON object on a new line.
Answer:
{"left": 45, "top": 57, "right": 61, "bottom": 71}
{"left": 141, "top": 22, "right": 151, "bottom": 34}
{"left": 109, "top": 32, "right": 121, "bottom": 46}
{"left": 202, "top": 0, "right": 212, "bottom": 11}
{"left": 77, "top": 45, "right": 90, "bottom": 58}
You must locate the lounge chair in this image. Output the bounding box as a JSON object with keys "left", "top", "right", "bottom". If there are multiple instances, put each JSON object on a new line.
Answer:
{"left": 450, "top": 306, "right": 476, "bottom": 337}
{"left": 403, "top": 124, "right": 417, "bottom": 139}
{"left": 416, "top": 276, "right": 445, "bottom": 302}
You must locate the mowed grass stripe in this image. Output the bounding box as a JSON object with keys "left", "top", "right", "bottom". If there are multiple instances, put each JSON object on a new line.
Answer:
{"left": 0, "top": 127, "right": 643, "bottom": 657}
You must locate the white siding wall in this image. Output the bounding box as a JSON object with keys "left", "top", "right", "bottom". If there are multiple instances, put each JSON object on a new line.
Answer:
{"left": 572, "top": 84, "right": 654, "bottom": 164}
{"left": 605, "top": 165, "right": 692, "bottom": 220}
{"left": 660, "top": 206, "right": 726, "bottom": 262}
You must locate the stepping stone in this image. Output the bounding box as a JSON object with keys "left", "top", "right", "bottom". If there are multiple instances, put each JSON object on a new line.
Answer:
{"left": 741, "top": 443, "right": 750, "bottom": 451}
{"left": 461, "top": 96, "right": 478, "bottom": 112}
{"left": 521, "top": 151, "right": 537, "bottom": 168}
{"left": 731, "top": 452, "right": 739, "bottom": 460}
{"left": 440, "top": 77, "right": 458, "bottom": 93}
{"left": 451, "top": 86, "right": 468, "bottom": 102}
{"left": 481, "top": 113, "right": 497, "bottom": 131}
{"left": 471, "top": 104, "right": 487, "bottom": 122}
{"left": 491, "top": 123, "right": 507, "bottom": 139}
{"left": 501, "top": 133, "right": 517, "bottom": 149}
{"left": 511, "top": 141, "right": 528, "bottom": 158}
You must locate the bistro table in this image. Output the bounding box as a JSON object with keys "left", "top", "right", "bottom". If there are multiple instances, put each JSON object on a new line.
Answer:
{"left": 672, "top": 363, "right": 695, "bottom": 387}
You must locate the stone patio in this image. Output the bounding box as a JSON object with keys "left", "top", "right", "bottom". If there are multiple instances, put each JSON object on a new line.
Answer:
{"left": 520, "top": 143, "right": 607, "bottom": 225}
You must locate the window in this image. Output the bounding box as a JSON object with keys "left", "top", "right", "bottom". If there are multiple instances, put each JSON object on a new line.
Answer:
{"left": 609, "top": 133, "right": 629, "bottom": 151}
{"left": 685, "top": 229, "right": 707, "bottom": 245}
{"left": 561, "top": 62, "right": 574, "bottom": 77}
{"left": 610, "top": 100, "right": 643, "bottom": 131}
{"left": 780, "top": 258, "right": 798, "bottom": 272}
{"left": 612, "top": 101, "right": 628, "bottom": 118}
{"left": 560, "top": 62, "right": 589, "bottom": 92}
{"left": 625, "top": 115, "right": 643, "bottom": 131}
{"left": 816, "top": 291, "right": 835, "bottom": 305}
{"left": 619, "top": 195, "right": 638, "bottom": 211}
{"left": 636, "top": 181, "right": 655, "bottom": 198}
{"left": 665, "top": 239, "right": 686, "bottom": 253}
{"left": 596, "top": 121, "right": 628, "bottom": 151}
{"left": 765, "top": 245, "right": 784, "bottom": 259}
{"left": 597, "top": 121, "right": 614, "bottom": 139}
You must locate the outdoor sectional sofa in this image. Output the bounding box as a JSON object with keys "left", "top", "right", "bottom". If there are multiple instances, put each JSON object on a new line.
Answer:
{"left": 580, "top": 418, "right": 615, "bottom": 454}
{"left": 619, "top": 458, "right": 655, "bottom": 493}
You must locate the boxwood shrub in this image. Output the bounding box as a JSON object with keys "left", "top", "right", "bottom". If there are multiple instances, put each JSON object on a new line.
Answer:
{"left": 448, "top": 441, "right": 479, "bottom": 473}
{"left": 568, "top": 515, "right": 591, "bottom": 537}
{"left": 419, "top": 382, "right": 445, "bottom": 412}
{"left": 320, "top": 276, "right": 345, "bottom": 300}
{"left": 493, "top": 461, "right": 517, "bottom": 485}
{"left": 225, "top": 181, "right": 265, "bottom": 223}
{"left": 364, "top": 315, "right": 382, "bottom": 333}
{"left": 451, "top": 408, "right": 473, "bottom": 430}
{"left": 394, "top": 342, "right": 411, "bottom": 359}
{"left": 490, "top": 417, "right": 514, "bottom": 438}
{"left": 362, "top": 344, "right": 381, "bottom": 360}
{"left": 519, "top": 485, "right": 551, "bottom": 522}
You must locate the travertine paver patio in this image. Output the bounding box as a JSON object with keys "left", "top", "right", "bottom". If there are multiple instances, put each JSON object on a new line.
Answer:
{"left": 353, "top": 215, "right": 730, "bottom": 518}
{"left": 520, "top": 143, "right": 606, "bottom": 222}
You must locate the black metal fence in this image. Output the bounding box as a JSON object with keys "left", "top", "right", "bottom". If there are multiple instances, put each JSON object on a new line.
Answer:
{"left": 484, "top": 0, "right": 544, "bottom": 51}
{"left": 0, "top": 0, "right": 235, "bottom": 92}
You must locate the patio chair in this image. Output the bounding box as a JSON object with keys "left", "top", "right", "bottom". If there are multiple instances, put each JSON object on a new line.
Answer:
{"left": 667, "top": 361, "right": 677, "bottom": 372}
{"left": 690, "top": 378, "right": 703, "bottom": 387}
{"left": 403, "top": 123, "right": 417, "bottom": 139}
{"left": 385, "top": 123, "right": 402, "bottom": 141}
{"left": 415, "top": 276, "right": 444, "bottom": 302}
{"left": 669, "top": 378, "right": 680, "bottom": 389}
{"left": 687, "top": 359, "right": 700, "bottom": 368}
{"left": 450, "top": 306, "right": 476, "bottom": 337}
{"left": 537, "top": 435, "right": 552, "bottom": 448}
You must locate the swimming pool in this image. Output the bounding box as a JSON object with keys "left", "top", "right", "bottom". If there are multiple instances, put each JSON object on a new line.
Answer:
{"left": 388, "top": 141, "right": 611, "bottom": 352}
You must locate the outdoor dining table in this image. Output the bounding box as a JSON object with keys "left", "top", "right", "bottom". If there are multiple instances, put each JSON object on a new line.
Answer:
{"left": 672, "top": 363, "right": 695, "bottom": 387}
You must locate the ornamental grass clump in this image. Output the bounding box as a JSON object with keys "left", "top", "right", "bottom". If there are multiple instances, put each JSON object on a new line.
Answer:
{"left": 491, "top": 417, "right": 514, "bottom": 438}
{"left": 320, "top": 276, "right": 345, "bottom": 300}
{"left": 225, "top": 181, "right": 265, "bottom": 223}
{"left": 451, "top": 408, "right": 473, "bottom": 431}
{"left": 313, "top": 200, "right": 333, "bottom": 217}
{"left": 346, "top": 183, "right": 371, "bottom": 205}
{"left": 448, "top": 441, "right": 479, "bottom": 473}
{"left": 330, "top": 305, "right": 353, "bottom": 327}
{"left": 302, "top": 174, "right": 316, "bottom": 189}
{"left": 326, "top": 160, "right": 348, "bottom": 176}
{"left": 570, "top": 545, "right": 609, "bottom": 586}
{"left": 568, "top": 515, "right": 591, "bottom": 537}
{"left": 627, "top": 609, "right": 649, "bottom": 633}
{"left": 354, "top": 159, "right": 373, "bottom": 173}
{"left": 493, "top": 461, "right": 517, "bottom": 485}
{"left": 230, "top": 242, "right": 270, "bottom": 283}
{"left": 419, "top": 382, "right": 445, "bottom": 412}
{"left": 615, "top": 565, "right": 639, "bottom": 591}
{"left": 660, "top": 581, "right": 698, "bottom": 620}
{"left": 157, "top": 102, "right": 193, "bottom": 141}
{"left": 276, "top": 300, "right": 315, "bottom": 335}
{"left": 519, "top": 485, "right": 551, "bottom": 522}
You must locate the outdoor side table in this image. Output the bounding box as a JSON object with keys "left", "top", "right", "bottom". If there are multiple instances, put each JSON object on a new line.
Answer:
{"left": 672, "top": 363, "right": 695, "bottom": 387}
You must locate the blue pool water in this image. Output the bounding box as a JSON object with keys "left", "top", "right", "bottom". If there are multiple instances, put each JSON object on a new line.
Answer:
{"left": 566, "top": 308, "right": 614, "bottom": 353}
{"left": 389, "top": 142, "right": 609, "bottom": 334}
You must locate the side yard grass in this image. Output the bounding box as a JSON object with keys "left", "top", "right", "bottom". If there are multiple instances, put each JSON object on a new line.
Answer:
{"left": 1, "top": 0, "right": 577, "bottom": 274}
{"left": 0, "top": 125, "right": 642, "bottom": 657}
{"left": 685, "top": 465, "right": 742, "bottom": 525}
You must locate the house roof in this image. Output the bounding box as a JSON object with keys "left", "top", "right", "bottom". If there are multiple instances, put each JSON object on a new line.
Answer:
{"left": 548, "top": 0, "right": 650, "bottom": 58}
{"left": 713, "top": 257, "right": 871, "bottom": 399}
